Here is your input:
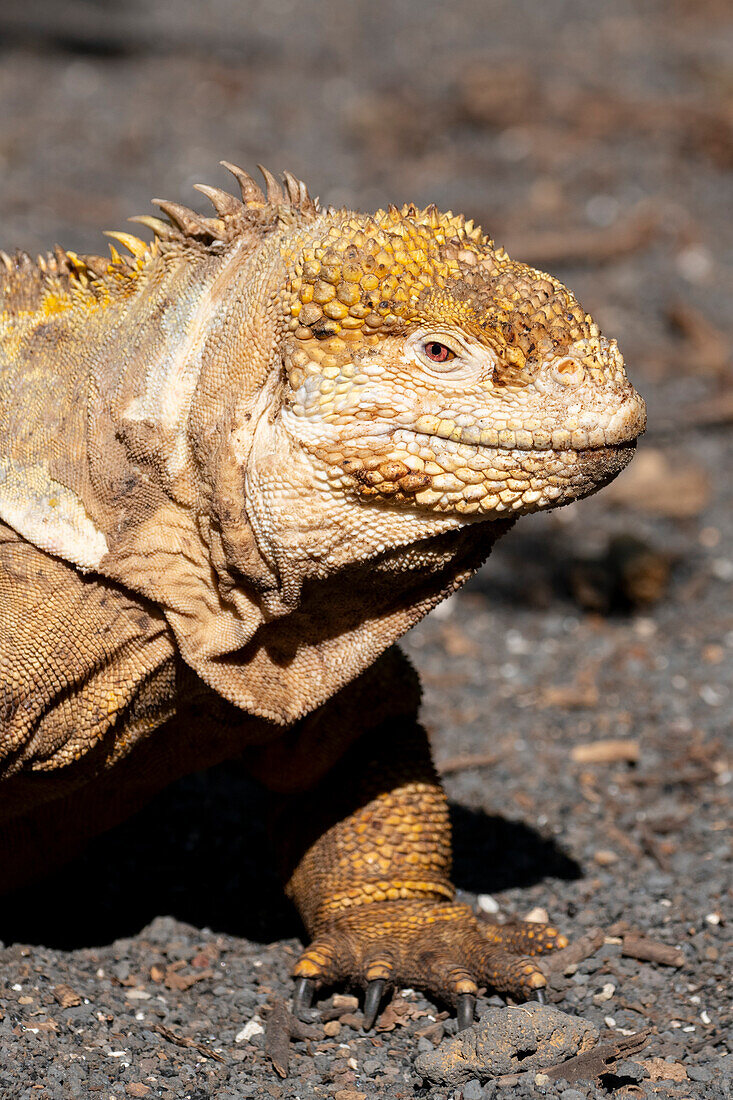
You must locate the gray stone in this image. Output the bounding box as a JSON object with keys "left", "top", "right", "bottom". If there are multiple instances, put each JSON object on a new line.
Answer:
{"left": 414, "top": 1004, "right": 599, "bottom": 1087}
{"left": 687, "top": 1064, "right": 714, "bottom": 1082}
{"left": 462, "top": 1080, "right": 483, "bottom": 1099}
{"left": 613, "top": 1059, "right": 647, "bottom": 1082}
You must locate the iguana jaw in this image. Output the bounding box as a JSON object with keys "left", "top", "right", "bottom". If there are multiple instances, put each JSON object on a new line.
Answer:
{"left": 295, "top": 428, "right": 638, "bottom": 521}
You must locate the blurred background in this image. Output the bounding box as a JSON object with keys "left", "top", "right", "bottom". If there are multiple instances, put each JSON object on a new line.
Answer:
{"left": 0, "top": 0, "right": 730, "bottom": 1086}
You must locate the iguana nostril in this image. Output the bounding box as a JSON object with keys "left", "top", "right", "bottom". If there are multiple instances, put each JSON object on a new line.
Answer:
{"left": 551, "top": 357, "right": 585, "bottom": 386}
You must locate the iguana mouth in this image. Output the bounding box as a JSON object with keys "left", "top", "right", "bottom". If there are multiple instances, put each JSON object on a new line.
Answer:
{"left": 409, "top": 430, "right": 641, "bottom": 455}
{"left": 404, "top": 392, "right": 646, "bottom": 454}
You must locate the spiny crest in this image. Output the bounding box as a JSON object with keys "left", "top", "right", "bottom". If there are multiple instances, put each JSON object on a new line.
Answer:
{"left": 142, "top": 163, "right": 322, "bottom": 248}
{"left": 0, "top": 249, "right": 50, "bottom": 312}
{"left": 1, "top": 165, "right": 323, "bottom": 303}
{"left": 0, "top": 242, "right": 145, "bottom": 314}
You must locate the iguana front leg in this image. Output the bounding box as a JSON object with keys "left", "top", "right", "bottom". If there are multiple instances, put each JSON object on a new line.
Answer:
{"left": 258, "top": 650, "right": 567, "bottom": 1030}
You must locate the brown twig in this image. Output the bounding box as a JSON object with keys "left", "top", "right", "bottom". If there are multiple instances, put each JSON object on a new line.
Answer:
{"left": 621, "top": 933, "right": 685, "bottom": 968}
{"left": 265, "top": 999, "right": 292, "bottom": 1079}
{"left": 679, "top": 388, "right": 733, "bottom": 428}
{"left": 570, "top": 740, "right": 640, "bottom": 765}
{"left": 542, "top": 928, "right": 605, "bottom": 975}
{"left": 541, "top": 1028, "right": 652, "bottom": 1083}
{"left": 153, "top": 1023, "right": 226, "bottom": 1063}
{"left": 668, "top": 301, "right": 732, "bottom": 378}
{"left": 435, "top": 750, "right": 500, "bottom": 775}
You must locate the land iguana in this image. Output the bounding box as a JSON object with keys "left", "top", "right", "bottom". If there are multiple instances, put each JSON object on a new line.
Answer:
{"left": 0, "top": 166, "right": 645, "bottom": 1029}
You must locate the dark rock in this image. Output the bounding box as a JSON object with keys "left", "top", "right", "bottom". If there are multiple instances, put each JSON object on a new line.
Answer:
{"left": 613, "top": 1059, "right": 648, "bottom": 1081}
{"left": 719, "top": 1054, "right": 733, "bottom": 1079}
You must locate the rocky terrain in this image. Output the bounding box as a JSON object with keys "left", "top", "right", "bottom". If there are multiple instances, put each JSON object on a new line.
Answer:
{"left": 0, "top": 1, "right": 730, "bottom": 1096}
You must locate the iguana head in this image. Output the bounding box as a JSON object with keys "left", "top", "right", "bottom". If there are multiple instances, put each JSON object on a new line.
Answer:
{"left": 132, "top": 165, "right": 645, "bottom": 607}
{"left": 278, "top": 201, "right": 645, "bottom": 524}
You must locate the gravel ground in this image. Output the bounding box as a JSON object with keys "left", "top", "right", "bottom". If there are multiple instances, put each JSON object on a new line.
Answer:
{"left": 0, "top": 1, "right": 731, "bottom": 1097}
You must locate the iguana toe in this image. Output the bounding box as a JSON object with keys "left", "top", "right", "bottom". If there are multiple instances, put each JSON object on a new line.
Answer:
{"left": 482, "top": 917, "right": 568, "bottom": 955}
{"left": 292, "top": 976, "right": 316, "bottom": 1021}
{"left": 362, "top": 979, "right": 386, "bottom": 1030}
{"left": 457, "top": 992, "right": 476, "bottom": 1030}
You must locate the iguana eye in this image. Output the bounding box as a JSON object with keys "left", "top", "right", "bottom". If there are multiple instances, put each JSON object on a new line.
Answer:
{"left": 423, "top": 341, "right": 456, "bottom": 364}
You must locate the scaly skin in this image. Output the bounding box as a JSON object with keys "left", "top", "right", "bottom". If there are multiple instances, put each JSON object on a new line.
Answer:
{"left": 0, "top": 166, "right": 645, "bottom": 1027}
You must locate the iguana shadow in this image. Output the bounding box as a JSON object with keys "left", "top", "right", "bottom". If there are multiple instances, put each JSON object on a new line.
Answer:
{"left": 0, "top": 763, "right": 580, "bottom": 951}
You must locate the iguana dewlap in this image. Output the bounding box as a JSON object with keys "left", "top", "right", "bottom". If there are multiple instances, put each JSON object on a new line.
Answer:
{"left": 0, "top": 166, "right": 645, "bottom": 1027}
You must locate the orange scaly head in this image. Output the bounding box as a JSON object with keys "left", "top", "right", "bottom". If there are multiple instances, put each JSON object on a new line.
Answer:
{"left": 278, "top": 201, "right": 645, "bottom": 521}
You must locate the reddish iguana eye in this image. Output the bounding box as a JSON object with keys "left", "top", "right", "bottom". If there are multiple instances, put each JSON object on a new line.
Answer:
{"left": 423, "top": 341, "right": 456, "bottom": 364}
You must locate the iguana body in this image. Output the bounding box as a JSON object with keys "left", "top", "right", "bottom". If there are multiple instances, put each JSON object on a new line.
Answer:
{"left": 0, "top": 166, "right": 645, "bottom": 1025}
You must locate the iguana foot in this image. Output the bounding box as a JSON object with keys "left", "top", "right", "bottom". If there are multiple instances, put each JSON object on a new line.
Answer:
{"left": 292, "top": 900, "right": 567, "bottom": 1029}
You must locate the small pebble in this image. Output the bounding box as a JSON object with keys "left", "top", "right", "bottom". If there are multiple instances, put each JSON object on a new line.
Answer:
{"left": 477, "top": 894, "right": 500, "bottom": 915}
{"left": 235, "top": 1018, "right": 263, "bottom": 1043}
{"left": 524, "top": 906, "right": 549, "bottom": 924}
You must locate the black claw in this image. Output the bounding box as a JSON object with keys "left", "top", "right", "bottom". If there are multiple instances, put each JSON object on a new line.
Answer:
{"left": 457, "top": 993, "right": 476, "bottom": 1031}
{"left": 292, "top": 976, "right": 315, "bottom": 1019}
{"left": 362, "top": 979, "right": 386, "bottom": 1031}
{"left": 532, "top": 986, "right": 547, "bottom": 1005}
